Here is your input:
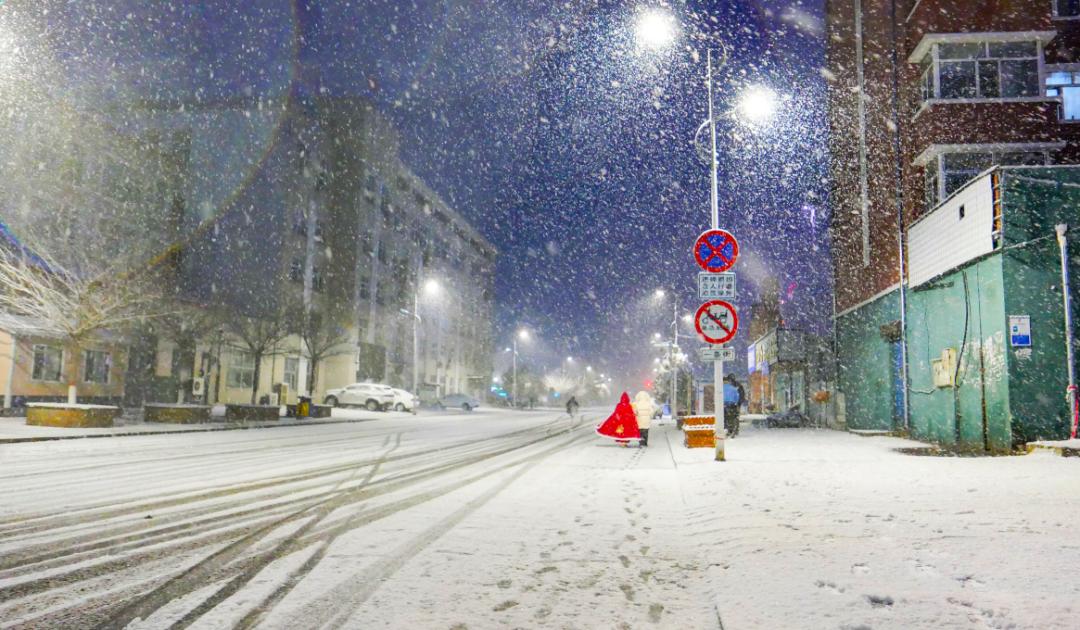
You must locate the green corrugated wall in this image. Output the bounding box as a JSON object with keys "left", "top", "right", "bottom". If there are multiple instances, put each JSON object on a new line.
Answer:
{"left": 998, "top": 169, "right": 1080, "bottom": 443}
{"left": 835, "top": 290, "right": 900, "bottom": 431}
{"left": 905, "top": 257, "right": 1011, "bottom": 450}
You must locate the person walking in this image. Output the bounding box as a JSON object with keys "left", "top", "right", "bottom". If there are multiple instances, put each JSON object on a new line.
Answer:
{"left": 632, "top": 391, "right": 656, "bottom": 447}
{"left": 596, "top": 392, "right": 639, "bottom": 446}
{"left": 565, "top": 395, "right": 579, "bottom": 417}
{"left": 723, "top": 374, "right": 745, "bottom": 437}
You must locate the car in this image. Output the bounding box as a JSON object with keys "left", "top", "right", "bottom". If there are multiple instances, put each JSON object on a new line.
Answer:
{"left": 389, "top": 387, "right": 420, "bottom": 412}
{"left": 323, "top": 383, "right": 395, "bottom": 411}
{"left": 438, "top": 393, "right": 481, "bottom": 412}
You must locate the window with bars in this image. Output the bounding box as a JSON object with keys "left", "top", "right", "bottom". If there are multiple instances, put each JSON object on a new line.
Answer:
{"left": 227, "top": 350, "right": 256, "bottom": 389}
{"left": 1047, "top": 70, "right": 1080, "bottom": 120}
{"left": 1055, "top": 0, "right": 1080, "bottom": 17}
{"left": 83, "top": 349, "right": 111, "bottom": 384}
{"left": 920, "top": 41, "right": 1040, "bottom": 104}
{"left": 284, "top": 357, "right": 300, "bottom": 392}
{"left": 923, "top": 149, "right": 1049, "bottom": 208}
{"left": 32, "top": 344, "right": 63, "bottom": 382}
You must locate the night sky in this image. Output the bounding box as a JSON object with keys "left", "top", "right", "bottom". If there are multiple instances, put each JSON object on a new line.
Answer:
{"left": 19, "top": 0, "right": 830, "bottom": 389}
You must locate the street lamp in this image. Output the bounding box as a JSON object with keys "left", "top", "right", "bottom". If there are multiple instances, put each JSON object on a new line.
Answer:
{"left": 635, "top": 8, "right": 677, "bottom": 52}
{"left": 653, "top": 287, "right": 684, "bottom": 420}
{"left": 511, "top": 328, "right": 530, "bottom": 408}
{"left": 632, "top": 14, "right": 736, "bottom": 457}
{"left": 401, "top": 278, "right": 441, "bottom": 397}
{"left": 736, "top": 85, "right": 779, "bottom": 127}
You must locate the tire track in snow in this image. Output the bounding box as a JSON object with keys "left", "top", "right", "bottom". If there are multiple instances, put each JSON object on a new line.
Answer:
{"left": 274, "top": 430, "right": 590, "bottom": 629}
{"left": 0, "top": 416, "right": 580, "bottom": 628}
{"left": 0, "top": 417, "right": 567, "bottom": 540}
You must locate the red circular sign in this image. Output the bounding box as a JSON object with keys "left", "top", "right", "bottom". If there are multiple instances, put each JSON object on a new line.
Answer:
{"left": 693, "top": 229, "right": 739, "bottom": 273}
{"left": 694, "top": 300, "right": 739, "bottom": 345}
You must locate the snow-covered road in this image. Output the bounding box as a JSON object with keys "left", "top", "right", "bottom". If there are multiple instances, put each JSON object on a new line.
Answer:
{"left": 0, "top": 411, "right": 1077, "bottom": 629}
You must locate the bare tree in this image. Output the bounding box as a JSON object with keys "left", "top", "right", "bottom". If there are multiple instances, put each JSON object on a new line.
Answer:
{"left": 227, "top": 311, "right": 291, "bottom": 405}
{"left": 0, "top": 244, "right": 164, "bottom": 402}
{"left": 296, "top": 308, "right": 353, "bottom": 399}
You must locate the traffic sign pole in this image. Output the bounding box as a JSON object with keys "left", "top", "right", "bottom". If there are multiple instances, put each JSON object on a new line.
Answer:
{"left": 715, "top": 355, "right": 725, "bottom": 461}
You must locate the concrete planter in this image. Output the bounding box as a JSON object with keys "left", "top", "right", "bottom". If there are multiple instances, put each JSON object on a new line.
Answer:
{"left": 26, "top": 404, "right": 121, "bottom": 428}
{"left": 224, "top": 404, "right": 280, "bottom": 422}
{"left": 144, "top": 404, "right": 211, "bottom": 424}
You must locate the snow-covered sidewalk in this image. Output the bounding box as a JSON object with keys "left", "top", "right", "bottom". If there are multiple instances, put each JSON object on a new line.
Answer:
{"left": 323, "top": 423, "right": 1080, "bottom": 629}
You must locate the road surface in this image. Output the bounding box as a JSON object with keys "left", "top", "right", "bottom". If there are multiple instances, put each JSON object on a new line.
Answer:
{"left": 1, "top": 409, "right": 1079, "bottom": 629}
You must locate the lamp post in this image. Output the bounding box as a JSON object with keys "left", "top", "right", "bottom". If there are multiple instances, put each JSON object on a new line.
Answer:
{"left": 511, "top": 329, "right": 530, "bottom": 409}
{"left": 401, "top": 278, "right": 440, "bottom": 398}
{"left": 654, "top": 288, "right": 683, "bottom": 421}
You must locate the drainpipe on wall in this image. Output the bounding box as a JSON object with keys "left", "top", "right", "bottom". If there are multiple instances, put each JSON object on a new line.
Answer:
{"left": 890, "top": 0, "right": 911, "bottom": 431}
{"left": 1055, "top": 224, "right": 1078, "bottom": 439}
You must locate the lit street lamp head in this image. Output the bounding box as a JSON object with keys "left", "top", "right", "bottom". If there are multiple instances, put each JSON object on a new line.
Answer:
{"left": 634, "top": 8, "right": 677, "bottom": 51}
{"left": 736, "top": 85, "right": 780, "bottom": 127}
{"left": 422, "top": 278, "right": 441, "bottom": 295}
{"left": 517, "top": 329, "right": 530, "bottom": 341}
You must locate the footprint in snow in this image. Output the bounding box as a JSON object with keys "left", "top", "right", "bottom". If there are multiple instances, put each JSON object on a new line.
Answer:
{"left": 865, "top": 594, "right": 894, "bottom": 608}
{"left": 619, "top": 584, "right": 635, "bottom": 601}
{"left": 815, "top": 580, "right": 845, "bottom": 594}
{"left": 648, "top": 603, "right": 664, "bottom": 623}
{"left": 493, "top": 600, "right": 519, "bottom": 612}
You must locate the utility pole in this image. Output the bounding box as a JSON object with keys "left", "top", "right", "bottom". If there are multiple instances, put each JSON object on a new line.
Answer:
{"left": 671, "top": 299, "right": 679, "bottom": 420}
{"left": 706, "top": 49, "right": 726, "bottom": 462}
{"left": 512, "top": 336, "right": 518, "bottom": 409}
{"left": 1056, "top": 224, "right": 1077, "bottom": 438}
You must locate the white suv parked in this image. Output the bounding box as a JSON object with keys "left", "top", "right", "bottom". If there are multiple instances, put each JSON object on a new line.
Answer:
{"left": 323, "top": 383, "right": 395, "bottom": 411}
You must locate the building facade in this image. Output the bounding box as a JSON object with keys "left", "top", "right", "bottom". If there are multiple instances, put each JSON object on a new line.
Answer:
{"left": 127, "top": 96, "right": 498, "bottom": 406}
{"left": 827, "top": 0, "right": 1080, "bottom": 435}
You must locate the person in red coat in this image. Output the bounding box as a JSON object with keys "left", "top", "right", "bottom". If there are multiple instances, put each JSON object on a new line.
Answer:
{"left": 596, "top": 392, "right": 640, "bottom": 446}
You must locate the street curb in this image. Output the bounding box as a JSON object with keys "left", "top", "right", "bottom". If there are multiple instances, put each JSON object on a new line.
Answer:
{"left": 0, "top": 416, "right": 379, "bottom": 445}
{"left": 1026, "top": 443, "right": 1080, "bottom": 457}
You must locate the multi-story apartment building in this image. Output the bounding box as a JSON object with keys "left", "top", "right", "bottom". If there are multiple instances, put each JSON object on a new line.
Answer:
{"left": 827, "top": 0, "right": 1080, "bottom": 432}
{"left": 116, "top": 94, "right": 496, "bottom": 406}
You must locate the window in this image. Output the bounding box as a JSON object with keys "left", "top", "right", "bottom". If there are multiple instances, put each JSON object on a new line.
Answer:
{"left": 1056, "top": 0, "right": 1080, "bottom": 17}
{"left": 924, "top": 149, "right": 1049, "bottom": 206}
{"left": 31, "top": 344, "right": 63, "bottom": 382}
{"left": 1047, "top": 71, "right": 1080, "bottom": 120}
{"left": 312, "top": 265, "right": 324, "bottom": 292}
{"left": 227, "top": 350, "right": 256, "bottom": 389}
{"left": 83, "top": 349, "right": 111, "bottom": 384}
{"left": 284, "top": 356, "right": 299, "bottom": 392}
{"left": 921, "top": 41, "right": 1040, "bottom": 103}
